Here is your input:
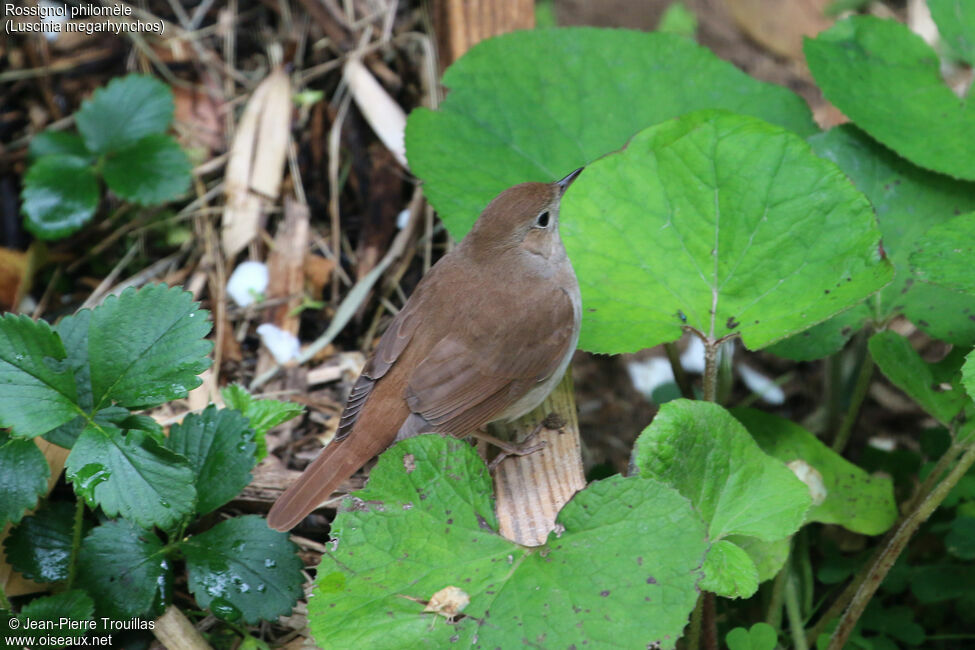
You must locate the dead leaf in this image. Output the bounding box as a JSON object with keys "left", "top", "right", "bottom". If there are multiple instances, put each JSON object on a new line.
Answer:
{"left": 344, "top": 57, "right": 408, "bottom": 168}
{"left": 724, "top": 0, "right": 833, "bottom": 61}
{"left": 221, "top": 68, "right": 293, "bottom": 259}
{"left": 423, "top": 586, "right": 470, "bottom": 619}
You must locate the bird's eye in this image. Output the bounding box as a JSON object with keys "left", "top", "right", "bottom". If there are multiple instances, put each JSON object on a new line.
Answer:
{"left": 534, "top": 211, "right": 551, "bottom": 228}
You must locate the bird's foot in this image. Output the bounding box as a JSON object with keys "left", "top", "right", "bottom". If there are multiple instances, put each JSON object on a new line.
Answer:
{"left": 475, "top": 425, "right": 548, "bottom": 471}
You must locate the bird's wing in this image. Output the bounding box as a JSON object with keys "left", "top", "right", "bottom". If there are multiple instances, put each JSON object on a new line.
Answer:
{"left": 405, "top": 286, "right": 577, "bottom": 435}
{"left": 334, "top": 295, "right": 422, "bottom": 441}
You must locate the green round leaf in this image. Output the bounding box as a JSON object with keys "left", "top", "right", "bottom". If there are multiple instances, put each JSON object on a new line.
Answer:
{"left": 406, "top": 27, "right": 816, "bottom": 238}
{"left": 3, "top": 501, "right": 80, "bottom": 582}
{"left": 88, "top": 284, "right": 212, "bottom": 411}
{"left": 0, "top": 432, "right": 50, "bottom": 526}
{"left": 29, "top": 131, "right": 91, "bottom": 160}
{"left": 732, "top": 408, "right": 897, "bottom": 535}
{"left": 806, "top": 16, "right": 975, "bottom": 180}
{"left": 311, "top": 435, "right": 707, "bottom": 649}
{"left": 0, "top": 314, "right": 80, "bottom": 438}
{"left": 929, "top": 0, "right": 975, "bottom": 65}
{"left": 562, "top": 111, "right": 891, "bottom": 354}
{"left": 66, "top": 425, "right": 196, "bottom": 530}
{"left": 76, "top": 74, "right": 174, "bottom": 153}
{"left": 910, "top": 213, "right": 975, "bottom": 294}
{"left": 634, "top": 400, "right": 811, "bottom": 597}
{"left": 17, "top": 590, "right": 95, "bottom": 648}
{"left": 77, "top": 519, "right": 168, "bottom": 619}
{"left": 947, "top": 517, "right": 975, "bottom": 560}
{"left": 166, "top": 406, "right": 257, "bottom": 515}
{"left": 182, "top": 515, "right": 304, "bottom": 624}
{"left": 700, "top": 539, "right": 758, "bottom": 598}
{"left": 726, "top": 622, "right": 779, "bottom": 650}
{"left": 21, "top": 154, "right": 99, "bottom": 240}
{"left": 102, "top": 134, "right": 191, "bottom": 205}
{"left": 772, "top": 125, "right": 975, "bottom": 357}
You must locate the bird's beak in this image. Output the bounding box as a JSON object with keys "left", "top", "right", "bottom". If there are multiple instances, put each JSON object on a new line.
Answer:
{"left": 556, "top": 167, "right": 584, "bottom": 195}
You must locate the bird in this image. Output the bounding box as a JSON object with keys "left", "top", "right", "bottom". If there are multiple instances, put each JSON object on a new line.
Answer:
{"left": 266, "top": 169, "right": 583, "bottom": 531}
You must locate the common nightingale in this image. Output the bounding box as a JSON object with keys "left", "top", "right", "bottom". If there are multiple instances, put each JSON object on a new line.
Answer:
{"left": 267, "top": 169, "right": 583, "bottom": 531}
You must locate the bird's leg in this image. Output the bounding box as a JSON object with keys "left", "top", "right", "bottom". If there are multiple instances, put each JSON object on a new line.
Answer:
{"left": 473, "top": 424, "right": 548, "bottom": 471}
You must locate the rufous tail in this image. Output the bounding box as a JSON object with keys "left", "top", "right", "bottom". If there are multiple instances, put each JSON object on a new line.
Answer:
{"left": 266, "top": 431, "right": 394, "bottom": 531}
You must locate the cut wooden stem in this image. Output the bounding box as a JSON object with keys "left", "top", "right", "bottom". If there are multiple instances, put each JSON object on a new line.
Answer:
{"left": 492, "top": 371, "right": 586, "bottom": 547}
{"left": 827, "top": 439, "right": 975, "bottom": 649}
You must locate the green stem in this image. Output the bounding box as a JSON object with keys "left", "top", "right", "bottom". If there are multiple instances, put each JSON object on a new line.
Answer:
{"left": 831, "top": 351, "right": 874, "bottom": 453}
{"left": 766, "top": 563, "right": 787, "bottom": 630}
{"left": 702, "top": 592, "right": 718, "bottom": 650}
{"left": 0, "top": 585, "right": 10, "bottom": 611}
{"left": 65, "top": 497, "right": 85, "bottom": 590}
{"left": 784, "top": 571, "right": 809, "bottom": 650}
{"left": 665, "top": 341, "right": 694, "bottom": 400}
{"left": 827, "top": 440, "right": 975, "bottom": 650}
{"left": 824, "top": 354, "right": 843, "bottom": 436}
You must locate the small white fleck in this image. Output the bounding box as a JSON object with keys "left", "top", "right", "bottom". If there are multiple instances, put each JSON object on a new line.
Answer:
{"left": 256, "top": 324, "right": 301, "bottom": 364}
{"left": 396, "top": 208, "right": 411, "bottom": 230}
{"left": 227, "top": 261, "right": 269, "bottom": 307}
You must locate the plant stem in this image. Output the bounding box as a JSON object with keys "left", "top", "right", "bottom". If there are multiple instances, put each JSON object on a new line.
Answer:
{"left": 65, "top": 497, "right": 85, "bottom": 590}
{"left": 665, "top": 341, "right": 694, "bottom": 399}
{"left": 702, "top": 592, "right": 718, "bottom": 650}
{"left": 827, "top": 439, "right": 975, "bottom": 650}
{"left": 687, "top": 593, "right": 703, "bottom": 650}
{"left": 831, "top": 351, "right": 874, "bottom": 453}
{"left": 766, "top": 563, "right": 787, "bottom": 630}
{"left": 807, "top": 438, "right": 968, "bottom": 643}
{"left": 784, "top": 571, "right": 809, "bottom": 650}
{"left": 702, "top": 338, "right": 719, "bottom": 404}
{"left": 0, "top": 585, "right": 10, "bottom": 611}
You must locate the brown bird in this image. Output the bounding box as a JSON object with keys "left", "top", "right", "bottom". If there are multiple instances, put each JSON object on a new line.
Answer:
{"left": 267, "top": 169, "right": 583, "bottom": 531}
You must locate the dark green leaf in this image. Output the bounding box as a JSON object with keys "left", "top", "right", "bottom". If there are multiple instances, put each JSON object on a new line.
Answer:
{"left": 806, "top": 16, "right": 975, "bottom": 179}
{"left": 910, "top": 564, "right": 975, "bottom": 603}
{"left": 76, "top": 74, "right": 174, "bottom": 153}
{"left": 635, "top": 400, "right": 810, "bottom": 598}
{"left": 65, "top": 424, "right": 196, "bottom": 530}
{"left": 3, "top": 501, "right": 80, "bottom": 583}
{"left": 167, "top": 406, "right": 257, "bottom": 515}
{"left": 0, "top": 314, "right": 79, "bottom": 438}
{"left": 0, "top": 432, "right": 49, "bottom": 525}
{"left": 861, "top": 603, "right": 925, "bottom": 645}
{"left": 561, "top": 111, "right": 891, "bottom": 354}
{"left": 929, "top": 0, "right": 975, "bottom": 65}
{"left": 407, "top": 28, "right": 816, "bottom": 238}
{"left": 869, "top": 331, "right": 969, "bottom": 426}
{"left": 312, "top": 436, "right": 706, "bottom": 649}
{"left": 77, "top": 519, "right": 169, "bottom": 619}
{"left": 910, "top": 213, "right": 975, "bottom": 294}
{"left": 221, "top": 384, "right": 304, "bottom": 460}
{"left": 182, "top": 515, "right": 303, "bottom": 624}
{"left": 88, "top": 284, "right": 212, "bottom": 411}
{"left": 102, "top": 134, "right": 191, "bottom": 205}
{"left": 732, "top": 408, "right": 897, "bottom": 535}
{"left": 29, "top": 131, "right": 91, "bottom": 160}
{"left": 946, "top": 517, "right": 975, "bottom": 560}
{"left": 21, "top": 154, "right": 99, "bottom": 241}
{"left": 18, "top": 590, "right": 95, "bottom": 648}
